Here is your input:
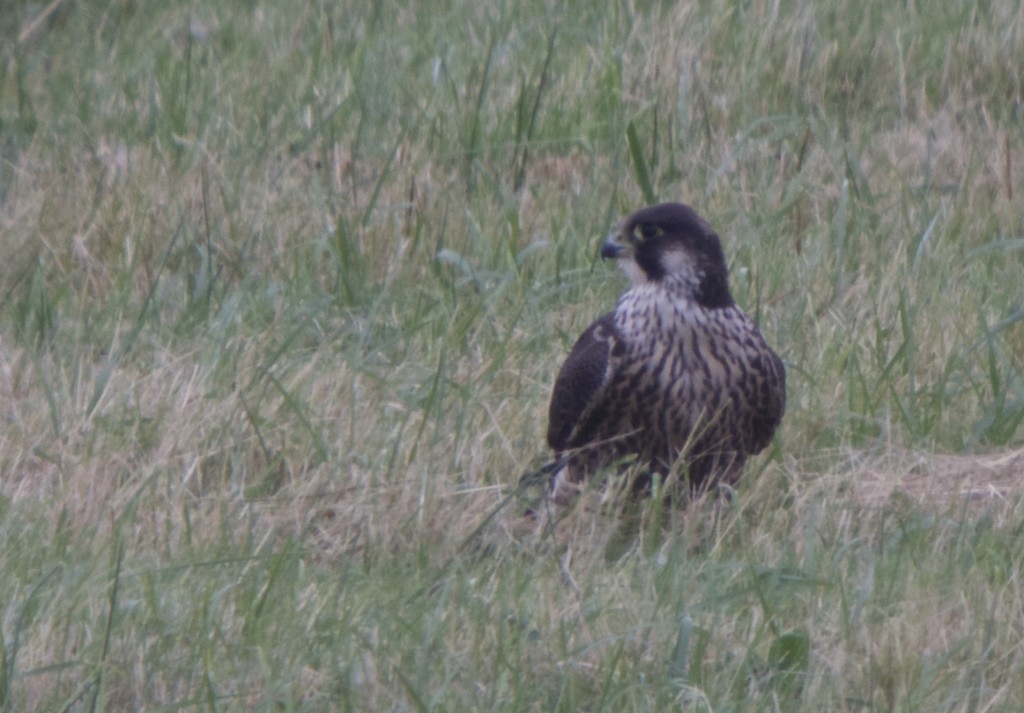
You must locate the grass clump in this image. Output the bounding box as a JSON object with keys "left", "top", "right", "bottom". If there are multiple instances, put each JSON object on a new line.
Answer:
{"left": 1, "top": 0, "right": 1023, "bottom": 709}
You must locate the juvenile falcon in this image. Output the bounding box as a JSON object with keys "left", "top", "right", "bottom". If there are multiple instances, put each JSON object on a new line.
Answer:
{"left": 545, "top": 202, "right": 785, "bottom": 504}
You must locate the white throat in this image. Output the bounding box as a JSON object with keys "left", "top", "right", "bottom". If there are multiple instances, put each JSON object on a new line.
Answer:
{"left": 616, "top": 249, "right": 703, "bottom": 298}
{"left": 616, "top": 258, "right": 648, "bottom": 286}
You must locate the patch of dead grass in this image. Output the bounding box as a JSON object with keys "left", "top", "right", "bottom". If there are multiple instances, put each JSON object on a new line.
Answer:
{"left": 856, "top": 447, "right": 1024, "bottom": 507}
{"left": 801, "top": 447, "right": 1024, "bottom": 510}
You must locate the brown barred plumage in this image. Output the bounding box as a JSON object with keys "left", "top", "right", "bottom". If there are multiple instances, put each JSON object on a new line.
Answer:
{"left": 545, "top": 202, "right": 785, "bottom": 504}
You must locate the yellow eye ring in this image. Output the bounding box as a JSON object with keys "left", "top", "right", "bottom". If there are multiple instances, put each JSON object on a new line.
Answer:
{"left": 632, "top": 224, "right": 664, "bottom": 241}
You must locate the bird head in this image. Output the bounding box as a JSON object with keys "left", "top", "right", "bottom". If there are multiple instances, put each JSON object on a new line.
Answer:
{"left": 601, "top": 202, "right": 734, "bottom": 308}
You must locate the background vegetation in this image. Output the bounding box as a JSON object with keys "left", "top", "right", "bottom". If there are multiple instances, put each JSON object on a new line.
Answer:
{"left": 1, "top": 0, "right": 1023, "bottom": 709}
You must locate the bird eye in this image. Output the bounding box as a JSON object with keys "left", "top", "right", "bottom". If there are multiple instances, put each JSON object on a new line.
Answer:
{"left": 632, "top": 223, "right": 663, "bottom": 241}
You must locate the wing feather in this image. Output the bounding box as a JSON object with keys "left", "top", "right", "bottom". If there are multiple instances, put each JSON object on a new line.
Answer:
{"left": 546, "top": 313, "right": 620, "bottom": 451}
{"left": 749, "top": 349, "right": 786, "bottom": 453}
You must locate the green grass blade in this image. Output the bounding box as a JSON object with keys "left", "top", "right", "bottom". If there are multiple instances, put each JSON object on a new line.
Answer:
{"left": 626, "top": 120, "right": 657, "bottom": 204}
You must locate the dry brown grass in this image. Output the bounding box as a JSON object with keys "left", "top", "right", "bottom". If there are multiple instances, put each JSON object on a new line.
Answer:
{"left": 841, "top": 447, "right": 1024, "bottom": 507}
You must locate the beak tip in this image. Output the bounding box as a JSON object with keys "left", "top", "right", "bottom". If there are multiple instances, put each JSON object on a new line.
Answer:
{"left": 600, "top": 236, "right": 623, "bottom": 260}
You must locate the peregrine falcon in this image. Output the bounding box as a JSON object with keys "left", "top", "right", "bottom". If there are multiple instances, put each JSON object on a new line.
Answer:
{"left": 545, "top": 202, "right": 785, "bottom": 504}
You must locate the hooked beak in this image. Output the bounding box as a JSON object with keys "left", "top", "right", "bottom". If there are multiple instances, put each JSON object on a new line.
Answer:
{"left": 600, "top": 233, "right": 626, "bottom": 260}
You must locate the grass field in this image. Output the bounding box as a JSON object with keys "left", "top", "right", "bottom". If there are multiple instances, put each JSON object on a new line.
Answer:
{"left": 2, "top": 0, "right": 1024, "bottom": 710}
